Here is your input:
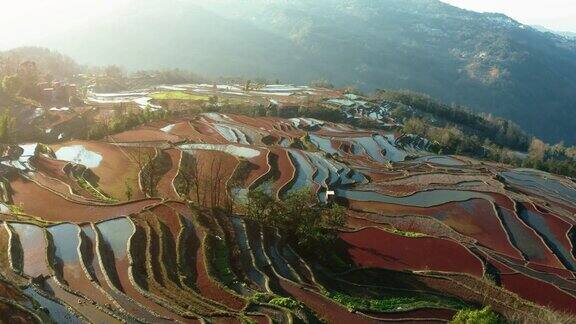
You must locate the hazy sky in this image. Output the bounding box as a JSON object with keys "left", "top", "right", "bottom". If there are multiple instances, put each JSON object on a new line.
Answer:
{"left": 443, "top": 0, "right": 576, "bottom": 32}
{"left": 0, "top": 0, "right": 575, "bottom": 50}
{"left": 0, "top": 0, "right": 131, "bottom": 49}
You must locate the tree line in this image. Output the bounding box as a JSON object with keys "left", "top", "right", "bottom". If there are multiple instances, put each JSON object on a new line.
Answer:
{"left": 377, "top": 90, "right": 530, "bottom": 151}
{"left": 376, "top": 90, "right": 576, "bottom": 178}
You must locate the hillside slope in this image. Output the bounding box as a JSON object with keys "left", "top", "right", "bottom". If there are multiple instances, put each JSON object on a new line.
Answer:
{"left": 1, "top": 84, "right": 576, "bottom": 322}
{"left": 30, "top": 0, "right": 576, "bottom": 144}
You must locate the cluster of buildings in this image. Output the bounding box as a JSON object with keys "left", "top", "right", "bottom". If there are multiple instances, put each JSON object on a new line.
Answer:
{"left": 1, "top": 60, "right": 80, "bottom": 106}
{"left": 36, "top": 81, "right": 78, "bottom": 106}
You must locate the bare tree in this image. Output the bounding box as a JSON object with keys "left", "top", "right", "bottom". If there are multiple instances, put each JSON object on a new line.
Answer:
{"left": 176, "top": 152, "right": 230, "bottom": 209}
{"left": 131, "top": 147, "right": 160, "bottom": 197}
{"left": 209, "top": 156, "right": 224, "bottom": 208}
{"left": 178, "top": 153, "right": 200, "bottom": 203}
{"left": 529, "top": 138, "right": 547, "bottom": 162}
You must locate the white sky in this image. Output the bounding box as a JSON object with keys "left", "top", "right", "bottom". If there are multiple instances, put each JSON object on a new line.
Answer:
{"left": 443, "top": 0, "right": 576, "bottom": 32}
{"left": 0, "top": 0, "right": 131, "bottom": 49}
{"left": 0, "top": 0, "right": 574, "bottom": 50}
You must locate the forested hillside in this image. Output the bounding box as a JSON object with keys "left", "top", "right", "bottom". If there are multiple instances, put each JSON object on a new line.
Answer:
{"left": 34, "top": 0, "right": 576, "bottom": 144}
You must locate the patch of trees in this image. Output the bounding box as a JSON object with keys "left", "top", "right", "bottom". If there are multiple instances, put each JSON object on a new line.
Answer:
{"left": 403, "top": 117, "right": 485, "bottom": 156}
{"left": 86, "top": 107, "right": 171, "bottom": 140}
{"left": 309, "top": 79, "right": 335, "bottom": 89}
{"left": 521, "top": 139, "right": 576, "bottom": 177}
{"left": 175, "top": 153, "right": 232, "bottom": 210}
{"left": 209, "top": 100, "right": 267, "bottom": 118}
{"left": 132, "top": 148, "right": 171, "bottom": 198}
{"left": 243, "top": 188, "right": 346, "bottom": 253}
{"left": 379, "top": 90, "right": 576, "bottom": 177}
{"left": 0, "top": 47, "right": 81, "bottom": 80}
{"left": 91, "top": 75, "right": 128, "bottom": 93}
{"left": 1, "top": 73, "right": 44, "bottom": 105}
{"left": 0, "top": 110, "right": 15, "bottom": 143}
{"left": 378, "top": 90, "right": 530, "bottom": 150}
{"left": 90, "top": 66, "right": 204, "bottom": 93}
{"left": 1, "top": 75, "right": 22, "bottom": 98}
{"left": 403, "top": 116, "right": 576, "bottom": 177}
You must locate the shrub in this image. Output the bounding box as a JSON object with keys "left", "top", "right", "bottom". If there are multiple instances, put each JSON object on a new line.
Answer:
{"left": 250, "top": 292, "right": 274, "bottom": 304}
{"left": 243, "top": 188, "right": 346, "bottom": 252}
{"left": 451, "top": 306, "right": 501, "bottom": 324}
{"left": 269, "top": 297, "right": 300, "bottom": 310}
{"left": 206, "top": 235, "right": 236, "bottom": 286}
{"left": 250, "top": 293, "right": 301, "bottom": 310}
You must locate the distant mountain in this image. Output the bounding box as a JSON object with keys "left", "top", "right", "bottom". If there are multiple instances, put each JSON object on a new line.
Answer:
{"left": 32, "top": 0, "right": 576, "bottom": 144}
{"left": 0, "top": 47, "right": 82, "bottom": 80}
{"left": 532, "top": 25, "right": 576, "bottom": 39}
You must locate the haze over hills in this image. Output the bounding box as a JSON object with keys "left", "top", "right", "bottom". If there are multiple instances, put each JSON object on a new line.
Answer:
{"left": 14, "top": 0, "right": 576, "bottom": 145}
{"left": 532, "top": 25, "right": 576, "bottom": 39}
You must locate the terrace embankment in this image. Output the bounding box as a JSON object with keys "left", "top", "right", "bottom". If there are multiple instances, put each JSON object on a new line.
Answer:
{"left": 2, "top": 101, "right": 576, "bottom": 323}
{"left": 9, "top": 175, "right": 160, "bottom": 222}
{"left": 51, "top": 141, "right": 152, "bottom": 200}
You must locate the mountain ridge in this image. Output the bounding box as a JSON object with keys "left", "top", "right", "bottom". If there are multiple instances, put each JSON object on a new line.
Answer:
{"left": 18, "top": 0, "right": 576, "bottom": 144}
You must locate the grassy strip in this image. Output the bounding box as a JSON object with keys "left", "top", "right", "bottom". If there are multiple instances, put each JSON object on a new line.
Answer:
{"left": 7, "top": 205, "right": 55, "bottom": 227}
{"left": 250, "top": 293, "right": 301, "bottom": 310}
{"left": 205, "top": 235, "right": 237, "bottom": 288}
{"left": 386, "top": 227, "right": 427, "bottom": 238}
{"left": 269, "top": 297, "right": 301, "bottom": 310}
{"left": 8, "top": 204, "right": 24, "bottom": 215}
{"left": 324, "top": 290, "right": 468, "bottom": 313}
{"left": 150, "top": 92, "right": 210, "bottom": 101}
{"left": 248, "top": 292, "right": 320, "bottom": 322}
{"left": 75, "top": 175, "right": 117, "bottom": 203}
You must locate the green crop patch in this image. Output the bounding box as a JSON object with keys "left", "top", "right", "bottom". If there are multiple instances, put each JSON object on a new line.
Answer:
{"left": 325, "top": 290, "right": 468, "bottom": 313}
{"left": 150, "top": 91, "right": 210, "bottom": 101}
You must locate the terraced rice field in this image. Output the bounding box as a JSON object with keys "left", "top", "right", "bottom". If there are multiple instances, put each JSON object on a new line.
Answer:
{"left": 340, "top": 227, "right": 484, "bottom": 276}
{"left": 50, "top": 141, "right": 153, "bottom": 200}
{"left": 1, "top": 89, "right": 576, "bottom": 323}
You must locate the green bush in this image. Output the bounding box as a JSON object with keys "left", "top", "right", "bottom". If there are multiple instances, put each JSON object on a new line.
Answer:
{"left": 206, "top": 236, "right": 236, "bottom": 286}
{"left": 451, "top": 306, "right": 501, "bottom": 324}
{"left": 250, "top": 293, "right": 300, "bottom": 310}
{"left": 250, "top": 292, "right": 274, "bottom": 304}
{"left": 243, "top": 188, "right": 346, "bottom": 252}
{"left": 269, "top": 297, "right": 300, "bottom": 310}
{"left": 87, "top": 107, "right": 172, "bottom": 140}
